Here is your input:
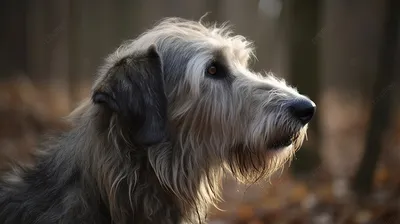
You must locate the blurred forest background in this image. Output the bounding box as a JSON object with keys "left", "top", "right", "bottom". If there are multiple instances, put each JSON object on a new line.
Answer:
{"left": 0, "top": 0, "right": 399, "bottom": 223}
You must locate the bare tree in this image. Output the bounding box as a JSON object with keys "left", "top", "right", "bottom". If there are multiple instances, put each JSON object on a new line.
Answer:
{"left": 284, "top": 0, "right": 321, "bottom": 176}
{"left": 45, "top": 0, "right": 70, "bottom": 114}
{"left": 352, "top": 0, "right": 399, "bottom": 196}
{"left": 26, "top": 0, "right": 47, "bottom": 81}
{"left": 0, "top": 0, "right": 27, "bottom": 79}
{"left": 68, "top": 0, "right": 84, "bottom": 108}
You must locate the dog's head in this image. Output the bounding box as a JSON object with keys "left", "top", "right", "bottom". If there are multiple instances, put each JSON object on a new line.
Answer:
{"left": 91, "top": 18, "right": 315, "bottom": 181}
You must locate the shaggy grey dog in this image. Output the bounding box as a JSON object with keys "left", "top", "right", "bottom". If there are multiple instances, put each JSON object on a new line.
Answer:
{"left": 0, "top": 17, "right": 315, "bottom": 224}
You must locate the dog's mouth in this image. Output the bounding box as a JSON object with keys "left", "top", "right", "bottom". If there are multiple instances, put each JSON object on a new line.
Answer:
{"left": 267, "top": 132, "right": 300, "bottom": 150}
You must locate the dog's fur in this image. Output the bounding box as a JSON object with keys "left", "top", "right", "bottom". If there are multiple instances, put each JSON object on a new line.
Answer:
{"left": 0, "top": 17, "right": 314, "bottom": 224}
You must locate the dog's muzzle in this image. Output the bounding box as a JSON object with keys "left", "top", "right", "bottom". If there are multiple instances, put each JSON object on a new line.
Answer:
{"left": 266, "top": 98, "right": 315, "bottom": 149}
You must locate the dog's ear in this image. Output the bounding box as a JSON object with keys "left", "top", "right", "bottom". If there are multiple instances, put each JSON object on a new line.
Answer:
{"left": 92, "top": 45, "right": 168, "bottom": 145}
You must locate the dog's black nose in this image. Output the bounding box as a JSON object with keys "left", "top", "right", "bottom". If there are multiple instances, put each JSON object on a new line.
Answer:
{"left": 288, "top": 99, "right": 316, "bottom": 124}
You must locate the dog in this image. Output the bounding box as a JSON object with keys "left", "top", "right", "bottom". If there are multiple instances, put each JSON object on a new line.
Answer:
{"left": 0, "top": 17, "right": 316, "bottom": 224}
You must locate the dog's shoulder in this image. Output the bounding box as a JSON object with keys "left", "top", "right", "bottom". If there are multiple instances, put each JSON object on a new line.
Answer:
{"left": 0, "top": 134, "right": 110, "bottom": 224}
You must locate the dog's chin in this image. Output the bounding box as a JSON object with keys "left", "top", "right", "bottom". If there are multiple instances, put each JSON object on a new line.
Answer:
{"left": 266, "top": 132, "right": 300, "bottom": 151}
{"left": 267, "top": 143, "right": 293, "bottom": 152}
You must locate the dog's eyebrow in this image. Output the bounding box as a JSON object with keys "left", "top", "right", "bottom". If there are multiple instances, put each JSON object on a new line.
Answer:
{"left": 211, "top": 48, "right": 227, "bottom": 61}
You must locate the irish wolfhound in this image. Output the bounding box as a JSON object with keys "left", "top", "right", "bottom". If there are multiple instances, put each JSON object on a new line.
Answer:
{"left": 0, "top": 17, "right": 315, "bottom": 224}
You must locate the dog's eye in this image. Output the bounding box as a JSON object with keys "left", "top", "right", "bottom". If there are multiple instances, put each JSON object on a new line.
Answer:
{"left": 207, "top": 65, "right": 217, "bottom": 75}
{"left": 205, "top": 62, "right": 228, "bottom": 79}
{"left": 205, "top": 61, "right": 230, "bottom": 80}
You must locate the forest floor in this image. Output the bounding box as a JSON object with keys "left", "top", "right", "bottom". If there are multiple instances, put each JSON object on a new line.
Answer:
{"left": 208, "top": 169, "right": 400, "bottom": 224}
{"left": 0, "top": 79, "right": 399, "bottom": 224}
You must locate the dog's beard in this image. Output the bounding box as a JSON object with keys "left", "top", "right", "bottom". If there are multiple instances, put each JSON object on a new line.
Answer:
{"left": 226, "top": 144, "right": 294, "bottom": 183}
{"left": 225, "top": 118, "right": 307, "bottom": 183}
{"left": 265, "top": 126, "right": 303, "bottom": 150}
{"left": 263, "top": 112, "right": 307, "bottom": 150}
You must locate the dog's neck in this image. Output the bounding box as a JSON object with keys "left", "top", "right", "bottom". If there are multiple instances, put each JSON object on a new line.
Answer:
{"left": 0, "top": 102, "right": 223, "bottom": 224}
{"left": 74, "top": 104, "right": 222, "bottom": 223}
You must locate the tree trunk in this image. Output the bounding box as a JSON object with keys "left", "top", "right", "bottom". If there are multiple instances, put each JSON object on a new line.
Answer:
{"left": 0, "top": 0, "right": 27, "bottom": 79}
{"left": 352, "top": 0, "right": 399, "bottom": 196}
{"left": 68, "top": 0, "right": 84, "bottom": 108}
{"left": 45, "top": 0, "right": 70, "bottom": 115}
{"left": 285, "top": 0, "right": 321, "bottom": 177}
{"left": 26, "top": 0, "right": 47, "bottom": 81}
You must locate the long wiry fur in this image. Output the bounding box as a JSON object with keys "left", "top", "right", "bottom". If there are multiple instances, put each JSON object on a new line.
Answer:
{"left": 0, "top": 17, "right": 312, "bottom": 224}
